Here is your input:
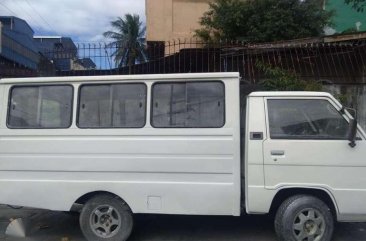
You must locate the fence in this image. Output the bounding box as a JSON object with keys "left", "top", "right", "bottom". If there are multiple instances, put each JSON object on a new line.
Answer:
{"left": 1, "top": 38, "right": 366, "bottom": 85}
{"left": 0, "top": 56, "right": 38, "bottom": 78}
{"left": 1, "top": 37, "right": 366, "bottom": 128}
{"left": 54, "top": 39, "right": 366, "bottom": 86}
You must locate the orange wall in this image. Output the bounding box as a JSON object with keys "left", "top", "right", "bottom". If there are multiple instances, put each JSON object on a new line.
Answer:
{"left": 146, "top": 0, "right": 212, "bottom": 42}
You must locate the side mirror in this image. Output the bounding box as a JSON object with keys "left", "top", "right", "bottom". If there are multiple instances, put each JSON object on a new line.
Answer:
{"left": 347, "top": 118, "right": 358, "bottom": 148}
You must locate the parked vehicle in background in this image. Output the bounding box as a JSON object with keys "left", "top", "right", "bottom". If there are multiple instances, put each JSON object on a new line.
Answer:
{"left": 0, "top": 73, "right": 365, "bottom": 241}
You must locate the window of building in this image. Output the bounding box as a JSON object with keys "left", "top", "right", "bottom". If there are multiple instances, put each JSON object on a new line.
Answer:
{"left": 78, "top": 83, "right": 146, "bottom": 128}
{"left": 268, "top": 99, "right": 349, "bottom": 139}
{"left": 152, "top": 81, "right": 225, "bottom": 128}
{"left": 8, "top": 85, "right": 73, "bottom": 128}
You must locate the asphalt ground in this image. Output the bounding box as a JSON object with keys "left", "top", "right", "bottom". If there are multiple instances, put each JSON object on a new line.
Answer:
{"left": 1, "top": 205, "right": 366, "bottom": 241}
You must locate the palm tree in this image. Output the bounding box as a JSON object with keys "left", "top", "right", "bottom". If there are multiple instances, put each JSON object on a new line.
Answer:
{"left": 103, "top": 14, "right": 147, "bottom": 73}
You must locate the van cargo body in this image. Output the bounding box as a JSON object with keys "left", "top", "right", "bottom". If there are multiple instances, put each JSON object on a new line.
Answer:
{"left": 0, "top": 73, "right": 365, "bottom": 241}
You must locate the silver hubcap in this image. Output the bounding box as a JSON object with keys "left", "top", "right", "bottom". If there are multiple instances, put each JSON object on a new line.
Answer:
{"left": 90, "top": 205, "right": 121, "bottom": 238}
{"left": 293, "top": 208, "right": 326, "bottom": 241}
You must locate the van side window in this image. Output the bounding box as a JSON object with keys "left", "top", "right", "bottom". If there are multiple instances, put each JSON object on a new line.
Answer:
{"left": 78, "top": 83, "right": 146, "bottom": 128}
{"left": 8, "top": 85, "right": 73, "bottom": 128}
{"left": 152, "top": 81, "right": 225, "bottom": 128}
{"left": 267, "top": 99, "right": 349, "bottom": 139}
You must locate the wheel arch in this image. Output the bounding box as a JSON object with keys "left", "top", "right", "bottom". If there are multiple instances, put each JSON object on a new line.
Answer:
{"left": 269, "top": 187, "right": 339, "bottom": 219}
{"left": 70, "top": 191, "right": 132, "bottom": 212}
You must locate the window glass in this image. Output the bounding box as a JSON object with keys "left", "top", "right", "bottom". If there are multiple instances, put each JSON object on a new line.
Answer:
{"left": 78, "top": 83, "right": 146, "bottom": 128}
{"left": 8, "top": 85, "right": 73, "bottom": 128}
{"left": 152, "top": 82, "right": 225, "bottom": 128}
{"left": 268, "top": 99, "right": 349, "bottom": 139}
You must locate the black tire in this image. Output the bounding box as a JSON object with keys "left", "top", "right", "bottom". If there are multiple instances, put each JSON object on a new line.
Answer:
{"left": 275, "top": 195, "right": 334, "bottom": 241}
{"left": 80, "top": 194, "right": 133, "bottom": 241}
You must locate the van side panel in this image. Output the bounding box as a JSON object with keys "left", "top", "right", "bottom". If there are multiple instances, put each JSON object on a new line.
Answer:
{"left": 0, "top": 77, "right": 241, "bottom": 216}
{"left": 245, "top": 96, "right": 270, "bottom": 213}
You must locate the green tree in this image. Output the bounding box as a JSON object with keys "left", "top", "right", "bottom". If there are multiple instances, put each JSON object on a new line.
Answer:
{"left": 104, "top": 14, "right": 147, "bottom": 73}
{"left": 256, "top": 61, "right": 322, "bottom": 91}
{"left": 345, "top": 0, "right": 366, "bottom": 11}
{"left": 195, "top": 0, "right": 333, "bottom": 43}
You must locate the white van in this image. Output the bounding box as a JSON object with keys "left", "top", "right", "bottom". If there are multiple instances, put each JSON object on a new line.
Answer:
{"left": 0, "top": 73, "right": 365, "bottom": 241}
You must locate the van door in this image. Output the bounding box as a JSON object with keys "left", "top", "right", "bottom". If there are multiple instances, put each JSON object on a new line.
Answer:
{"left": 263, "top": 97, "right": 366, "bottom": 220}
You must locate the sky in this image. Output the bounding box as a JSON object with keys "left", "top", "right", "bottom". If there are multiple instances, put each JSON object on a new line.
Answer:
{"left": 0, "top": 0, "right": 146, "bottom": 43}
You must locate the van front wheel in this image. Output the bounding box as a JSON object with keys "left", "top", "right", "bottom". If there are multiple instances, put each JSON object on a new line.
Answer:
{"left": 275, "top": 195, "right": 334, "bottom": 241}
{"left": 80, "top": 194, "right": 133, "bottom": 241}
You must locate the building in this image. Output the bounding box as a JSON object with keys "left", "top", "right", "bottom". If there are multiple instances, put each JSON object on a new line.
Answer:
{"left": 146, "top": 0, "right": 212, "bottom": 43}
{"left": 0, "top": 16, "right": 39, "bottom": 70}
{"left": 34, "top": 36, "right": 78, "bottom": 71}
{"left": 324, "top": 0, "right": 366, "bottom": 34}
{"left": 146, "top": 0, "right": 365, "bottom": 42}
{"left": 34, "top": 36, "right": 96, "bottom": 71}
{"left": 72, "top": 58, "right": 96, "bottom": 70}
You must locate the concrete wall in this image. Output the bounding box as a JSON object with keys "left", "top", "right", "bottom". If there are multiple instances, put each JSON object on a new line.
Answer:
{"left": 146, "top": 0, "right": 212, "bottom": 42}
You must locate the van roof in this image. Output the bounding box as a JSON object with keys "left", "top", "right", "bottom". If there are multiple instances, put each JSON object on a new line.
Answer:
{"left": 0, "top": 72, "right": 240, "bottom": 84}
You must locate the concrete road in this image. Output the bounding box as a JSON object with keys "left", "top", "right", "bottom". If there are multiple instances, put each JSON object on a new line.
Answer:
{"left": 1, "top": 205, "right": 366, "bottom": 241}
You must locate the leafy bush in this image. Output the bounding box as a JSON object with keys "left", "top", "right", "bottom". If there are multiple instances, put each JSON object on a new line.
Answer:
{"left": 256, "top": 61, "right": 322, "bottom": 91}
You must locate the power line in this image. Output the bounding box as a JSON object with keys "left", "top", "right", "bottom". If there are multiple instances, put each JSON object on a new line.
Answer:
{"left": 0, "top": 1, "right": 17, "bottom": 15}
{"left": 12, "top": 0, "right": 45, "bottom": 29}
{"left": 23, "top": 0, "right": 54, "bottom": 32}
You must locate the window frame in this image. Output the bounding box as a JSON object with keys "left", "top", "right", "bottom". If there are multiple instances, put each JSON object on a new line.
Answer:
{"left": 150, "top": 80, "right": 226, "bottom": 128}
{"left": 7, "top": 84, "right": 74, "bottom": 129}
{"left": 76, "top": 82, "right": 148, "bottom": 129}
{"left": 265, "top": 97, "right": 351, "bottom": 140}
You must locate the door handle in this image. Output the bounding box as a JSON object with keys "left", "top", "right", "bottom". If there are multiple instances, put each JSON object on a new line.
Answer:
{"left": 271, "top": 150, "right": 285, "bottom": 156}
{"left": 250, "top": 132, "right": 263, "bottom": 140}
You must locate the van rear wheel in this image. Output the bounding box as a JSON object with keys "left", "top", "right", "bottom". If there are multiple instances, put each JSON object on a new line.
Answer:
{"left": 80, "top": 194, "right": 133, "bottom": 241}
{"left": 275, "top": 195, "right": 334, "bottom": 241}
